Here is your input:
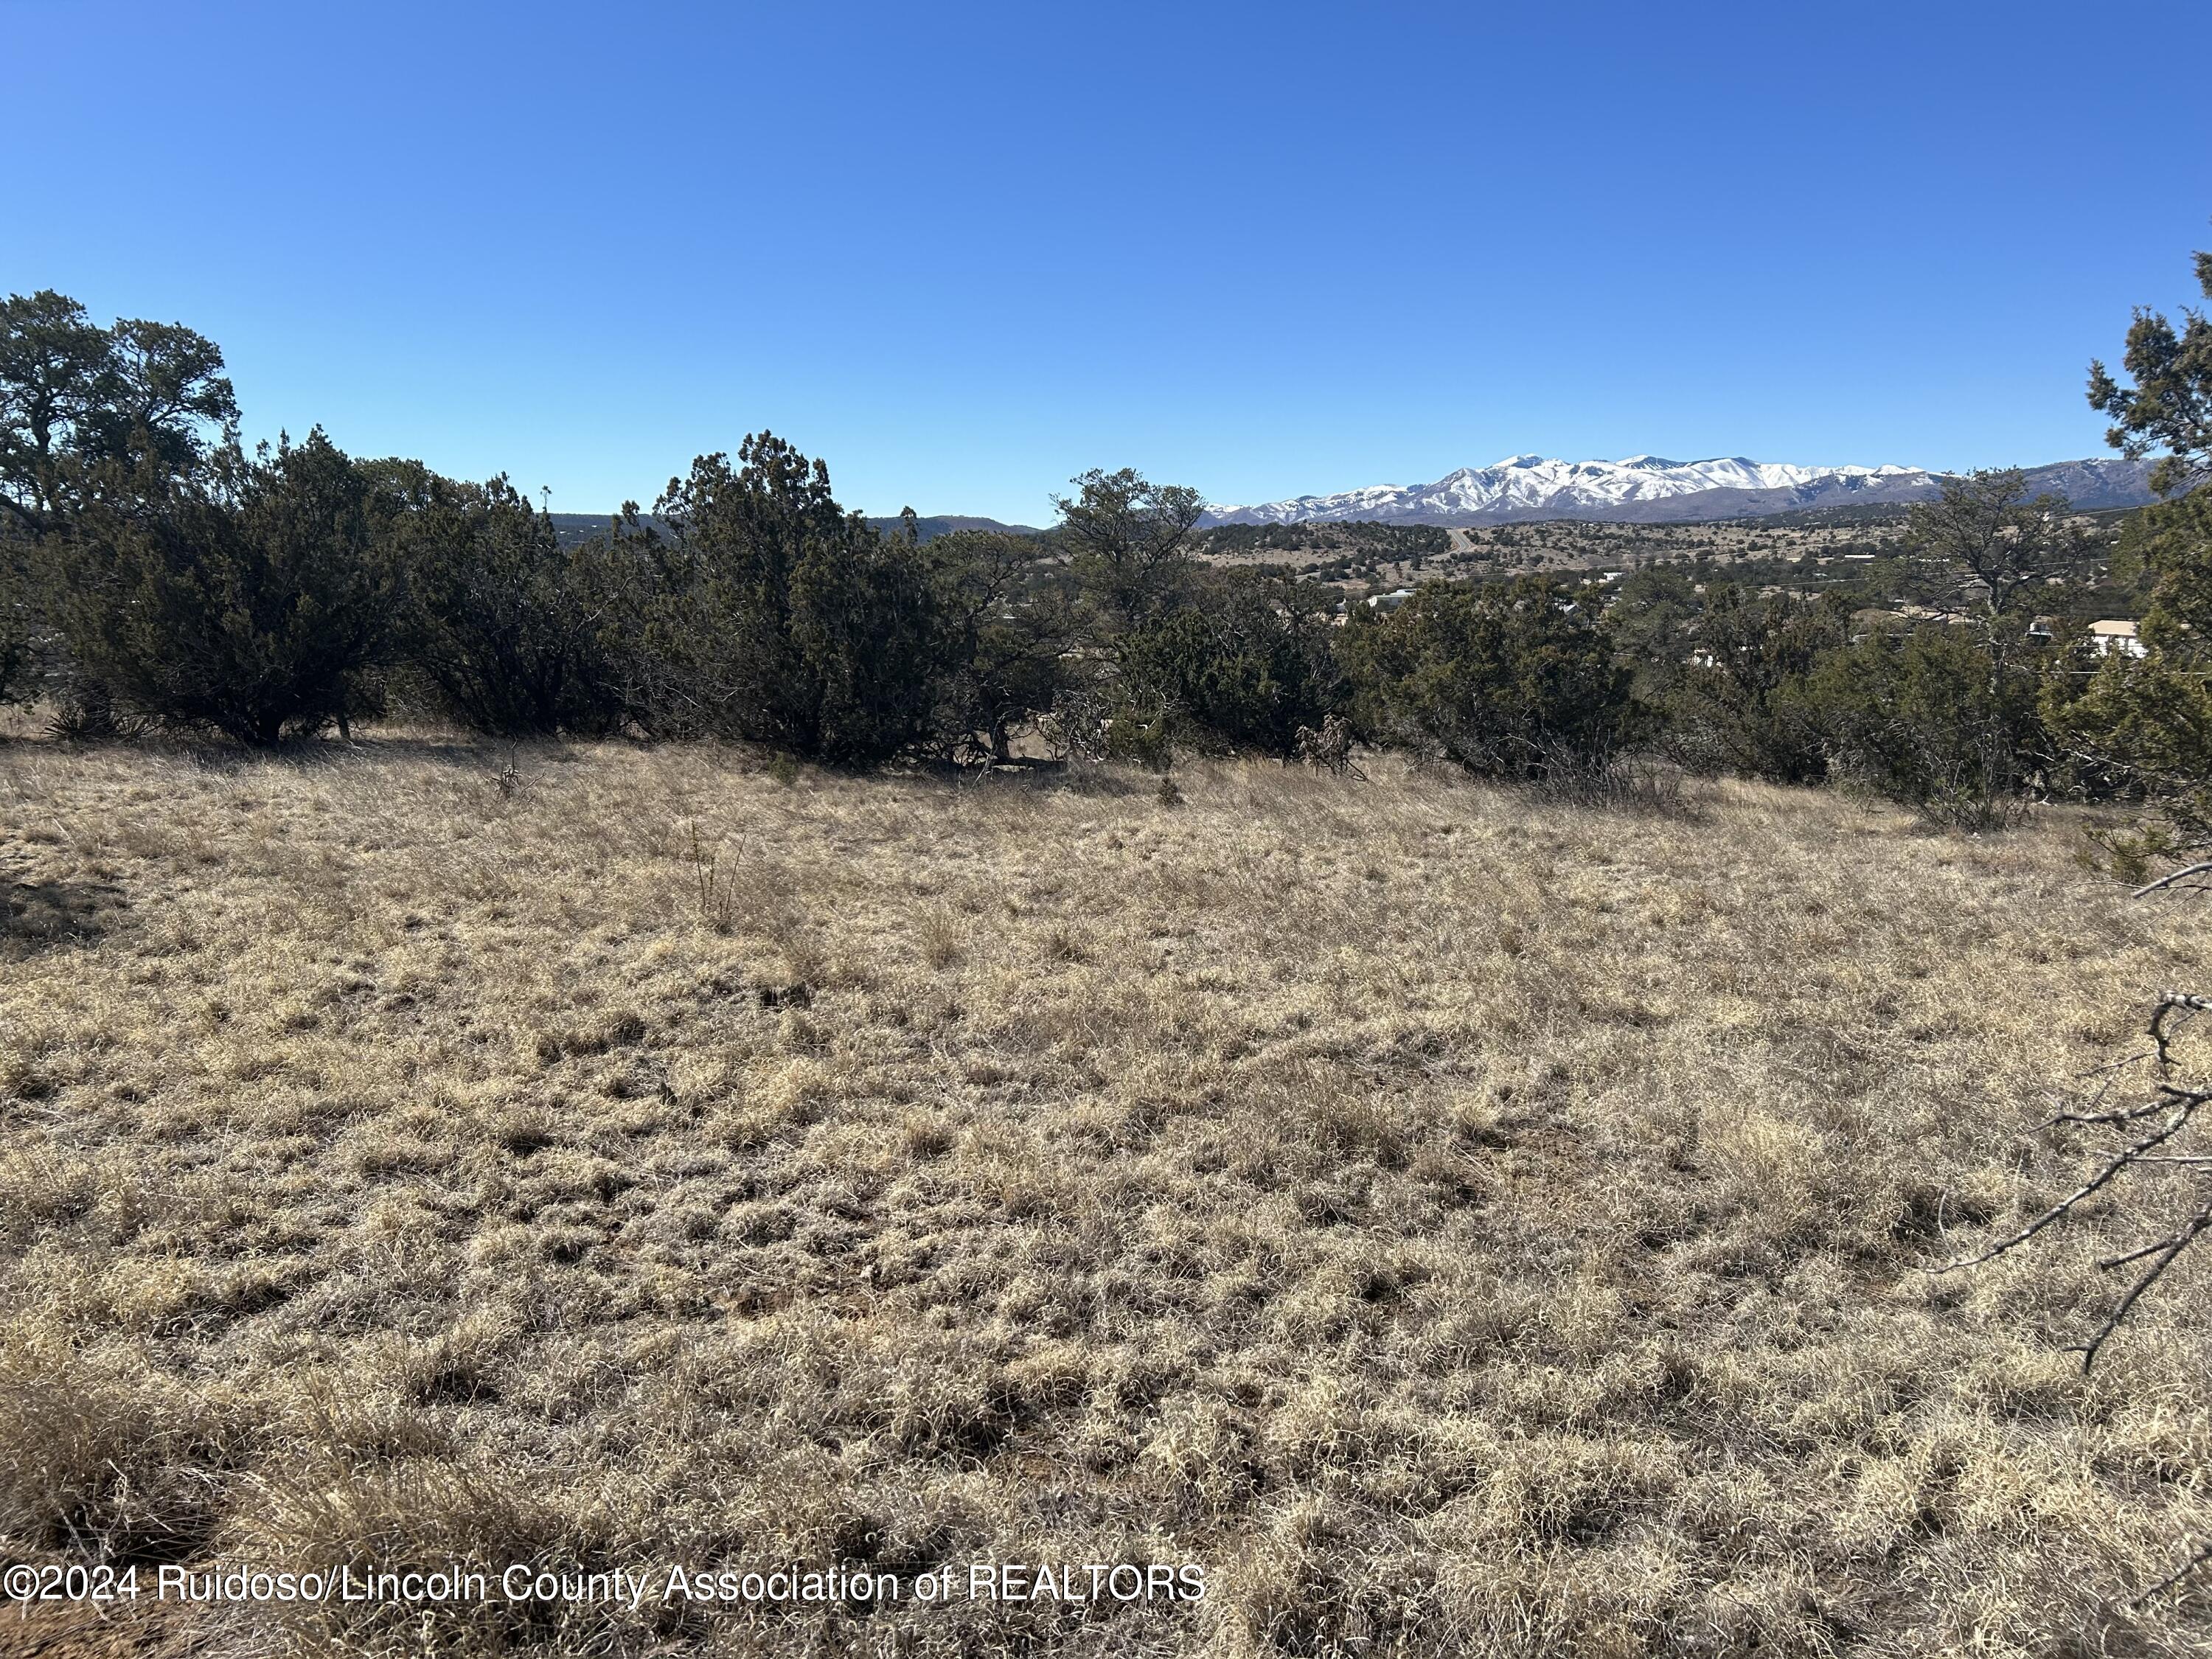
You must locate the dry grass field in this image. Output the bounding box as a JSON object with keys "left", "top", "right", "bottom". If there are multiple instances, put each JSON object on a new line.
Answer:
{"left": 4, "top": 734, "right": 2212, "bottom": 1657}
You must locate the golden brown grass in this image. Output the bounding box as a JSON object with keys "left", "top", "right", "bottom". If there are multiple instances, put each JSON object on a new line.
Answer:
{"left": 4, "top": 734, "right": 2211, "bottom": 1657}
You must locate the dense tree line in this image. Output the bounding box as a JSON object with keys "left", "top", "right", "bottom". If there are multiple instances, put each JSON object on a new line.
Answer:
{"left": 1200, "top": 521, "right": 1451, "bottom": 559}
{"left": 3, "top": 257, "right": 2209, "bottom": 834}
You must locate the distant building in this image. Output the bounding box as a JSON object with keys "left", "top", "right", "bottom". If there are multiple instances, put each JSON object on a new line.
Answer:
{"left": 1366, "top": 588, "right": 1416, "bottom": 611}
{"left": 2088, "top": 619, "right": 2146, "bottom": 658}
{"left": 1892, "top": 604, "right": 1972, "bottom": 625}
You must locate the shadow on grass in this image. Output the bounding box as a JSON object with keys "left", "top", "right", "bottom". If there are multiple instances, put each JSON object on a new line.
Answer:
{"left": 16, "top": 722, "right": 1170, "bottom": 803}
{"left": 907, "top": 756, "right": 1149, "bottom": 800}
{"left": 1, "top": 875, "right": 122, "bottom": 955}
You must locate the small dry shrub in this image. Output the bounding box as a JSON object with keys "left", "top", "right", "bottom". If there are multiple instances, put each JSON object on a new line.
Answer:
{"left": 914, "top": 905, "right": 964, "bottom": 970}
{"left": 230, "top": 1449, "right": 628, "bottom": 1652}
{"left": 0, "top": 1324, "right": 247, "bottom": 1559}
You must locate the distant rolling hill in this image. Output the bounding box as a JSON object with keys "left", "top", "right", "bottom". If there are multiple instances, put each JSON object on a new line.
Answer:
{"left": 869, "top": 515, "right": 1043, "bottom": 541}
{"left": 546, "top": 512, "right": 1039, "bottom": 548}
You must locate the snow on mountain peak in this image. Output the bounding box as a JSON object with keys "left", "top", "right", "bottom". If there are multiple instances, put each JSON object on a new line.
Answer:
{"left": 1201, "top": 453, "right": 1953, "bottom": 527}
{"left": 1197, "top": 455, "right": 2158, "bottom": 528}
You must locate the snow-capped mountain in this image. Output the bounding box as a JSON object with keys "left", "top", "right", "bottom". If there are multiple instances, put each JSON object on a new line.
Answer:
{"left": 1201, "top": 454, "right": 2157, "bottom": 526}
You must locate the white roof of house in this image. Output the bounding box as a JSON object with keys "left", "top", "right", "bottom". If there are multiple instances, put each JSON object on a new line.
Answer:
{"left": 2090, "top": 619, "right": 2139, "bottom": 636}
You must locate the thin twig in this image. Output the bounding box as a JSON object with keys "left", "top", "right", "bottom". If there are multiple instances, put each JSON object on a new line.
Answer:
{"left": 2073, "top": 1046, "right": 2160, "bottom": 1082}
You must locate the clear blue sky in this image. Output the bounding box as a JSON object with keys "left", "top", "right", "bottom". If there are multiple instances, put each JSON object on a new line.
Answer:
{"left": 10, "top": 0, "right": 2211, "bottom": 524}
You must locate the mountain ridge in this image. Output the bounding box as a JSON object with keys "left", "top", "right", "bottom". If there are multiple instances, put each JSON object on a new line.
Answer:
{"left": 1202, "top": 455, "right": 2160, "bottom": 527}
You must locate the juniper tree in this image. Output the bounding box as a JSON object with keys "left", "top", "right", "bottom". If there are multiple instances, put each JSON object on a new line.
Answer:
{"left": 588, "top": 434, "right": 947, "bottom": 763}
{"left": 49, "top": 431, "right": 394, "bottom": 745}
{"left": 2045, "top": 237, "right": 2212, "bottom": 869}
{"left": 1798, "top": 623, "right": 2048, "bottom": 829}
{"left": 0, "top": 538, "right": 29, "bottom": 707}
{"left": 1108, "top": 568, "right": 1343, "bottom": 762}
{"left": 1905, "top": 469, "right": 2084, "bottom": 627}
{"left": 1, "top": 291, "right": 239, "bottom": 725}
{"left": 922, "top": 527, "right": 1074, "bottom": 762}
{"left": 2088, "top": 240, "right": 2212, "bottom": 495}
{"left": 375, "top": 464, "right": 618, "bottom": 737}
{"left": 1660, "top": 585, "right": 1851, "bottom": 785}
{"left": 1340, "top": 575, "right": 1639, "bottom": 778}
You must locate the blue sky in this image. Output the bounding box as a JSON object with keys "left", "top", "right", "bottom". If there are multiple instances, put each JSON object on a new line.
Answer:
{"left": 10, "top": 0, "right": 2211, "bottom": 524}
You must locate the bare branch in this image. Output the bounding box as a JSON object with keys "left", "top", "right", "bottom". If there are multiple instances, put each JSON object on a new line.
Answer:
{"left": 2076, "top": 1208, "right": 2212, "bottom": 1371}
{"left": 1937, "top": 1105, "right": 2194, "bottom": 1270}
{"left": 2130, "top": 863, "right": 2212, "bottom": 899}
{"left": 2134, "top": 1539, "right": 2212, "bottom": 1607}
{"left": 2053, "top": 1097, "right": 2179, "bottom": 1127}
